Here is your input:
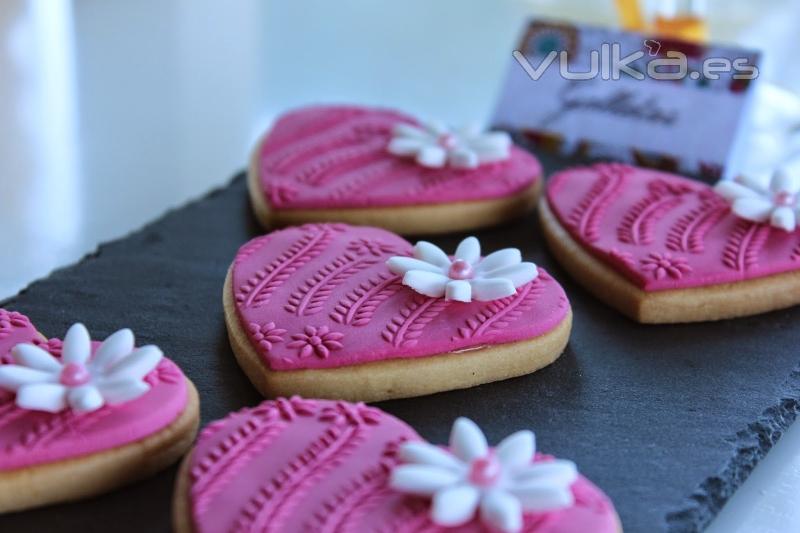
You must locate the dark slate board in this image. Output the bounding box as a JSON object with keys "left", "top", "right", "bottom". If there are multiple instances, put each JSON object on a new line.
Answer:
{"left": 2, "top": 162, "right": 799, "bottom": 533}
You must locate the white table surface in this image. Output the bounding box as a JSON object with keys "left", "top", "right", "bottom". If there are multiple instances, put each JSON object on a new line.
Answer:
{"left": 1, "top": 1, "right": 799, "bottom": 530}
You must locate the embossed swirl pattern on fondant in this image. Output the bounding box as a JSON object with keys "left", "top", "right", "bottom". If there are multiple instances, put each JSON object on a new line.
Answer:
{"left": 231, "top": 224, "right": 569, "bottom": 371}
{"left": 255, "top": 106, "right": 542, "bottom": 209}
{"left": 547, "top": 164, "right": 800, "bottom": 291}
{"left": 186, "top": 398, "right": 619, "bottom": 533}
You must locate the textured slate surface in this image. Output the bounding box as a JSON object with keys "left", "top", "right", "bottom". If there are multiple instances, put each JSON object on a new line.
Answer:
{"left": 1, "top": 165, "right": 799, "bottom": 532}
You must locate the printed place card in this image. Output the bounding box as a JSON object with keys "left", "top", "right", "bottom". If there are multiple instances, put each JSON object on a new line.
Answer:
{"left": 491, "top": 19, "right": 761, "bottom": 180}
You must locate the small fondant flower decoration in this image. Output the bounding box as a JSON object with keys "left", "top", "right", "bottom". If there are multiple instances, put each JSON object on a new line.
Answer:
{"left": 0, "top": 323, "right": 162, "bottom": 413}
{"left": 386, "top": 237, "right": 537, "bottom": 302}
{"left": 287, "top": 325, "right": 344, "bottom": 359}
{"left": 640, "top": 252, "right": 691, "bottom": 280}
{"left": 387, "top": 121, "right": 512, "bottom": 169}
{"left": 714, "top": 170, "right": 800, "bottom": 231}
{"left": 390, "top": 418, "right": 578, "bottom": 533}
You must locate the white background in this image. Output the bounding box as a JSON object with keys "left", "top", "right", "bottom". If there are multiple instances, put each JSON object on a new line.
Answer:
{"left": 1, "top": 1, "right": 799, "bottom": 531}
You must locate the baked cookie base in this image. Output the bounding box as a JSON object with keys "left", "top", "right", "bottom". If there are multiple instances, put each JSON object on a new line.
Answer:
{"left": 0, "top": 380, "right": 200, "bottom": 513}
{"left": 247, "top": 133, "right": 541, "bottom": 235}
{"left": 172, "top": 449, "right": 195, "bottom": 533}
{"left": 224, "top": 270, "right": 571, "bottom": 402}
{"left": 540, "top": 197, "right": 800, "bottom": 323}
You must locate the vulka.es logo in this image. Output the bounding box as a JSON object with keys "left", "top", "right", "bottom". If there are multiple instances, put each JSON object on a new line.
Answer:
{"left": 513, "top": 41, "right": 759, "bottom": 82}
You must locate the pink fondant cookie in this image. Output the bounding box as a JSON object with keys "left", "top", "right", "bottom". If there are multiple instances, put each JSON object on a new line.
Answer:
{"left": 0, "top": 310, "right": 199, "bottom": 512}
{"left": 224, "top": 223, "right": 572, "bottom": 401}
{"left": 540, "top": 163, "right": 800, "bottom": 323}
{"left": 173, "top": 397, "right": 621, "bottom": 533}
{"left": 248, "top": 105, "right": 543, "bottom": 234}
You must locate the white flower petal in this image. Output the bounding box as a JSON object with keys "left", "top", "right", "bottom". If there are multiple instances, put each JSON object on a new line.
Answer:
{"left": 91, "top": 328, "right": 135, "bottom": 371}
{"left": 454, "top": 237, "right": 481, "bottom": 264}
{"left": 16, "top": 383, "right": 68, "bottom": 412}
{"left": 480, "top": 263, "right": 538, "bottom": 288}
{"left": 445, "top": 280, "right": 473, "bottom": 302}
{"left": 456, "top": 123, "right": 481, "bottom": 138}
{"left": 471, "top": 278, "right": 517, "bottom": 301}
{"left": 770, "top": 170, "right": 800, "bottom": 194}
{"left": 736, "top": 173, "right": 770, "bottom": 194}
{"left": 62, "top": 323, "right": 91, "bottom": 365}
{"left": 512, "top": 459, "right": 578, "bottom": 486}
{"left": 386, "top": 256, "right": 444, "bottom": 276}
{"left": 713, "top": 180, "right": 761, "bottom": 201}
{"left": 771, "top": 206, "right": 796, "bottom": 231}
{"left": 480, "top": 489, "right": 523, "bottom": 533}
{"left": 0, "top": 365, "right": 57, "bottom": 391}
{"left": 11, "top": 344, "right": 62, "bottom": 372}
{"left": 387, "top": 137, "right": 426, "bottom": 156}
{"left": 509, "top": 484, "right": 574, "bottom": 512}
{"left": 417, "top": 145, "right": 447, "bottom": 168}
{"left": 392, "top": 122, "right": 430, "bottom": 140}
{"left": 732, "top": 197, "right": 774, "bottom": 222}
{"left": 97, "top": 379, "right": 150, "bottom": 404}
{"left": 398, "top": 441, "right": 465, "bottom": 471}
{"left": 496, "top": 430, "right": 535, "bottom": 470}
{"left": 431, "top": 484, "right": 480, "bottom": 527}
{"left": 402, "top": 271, "right": 449, "bottom": 298}
{"left": 474, "top": 249, "right": 522, "bottom": 275}
{"left": 413, "top": 242, "right": 451, "bottom": 268}
{"left": 469, "top": 132, "right": 512, "bottom": 161}
{"left": 449, "top": 148, "right": 479, "bottom": 169}
{"left": 450, "top": 417, "right": 489, "bottom": 462}
{"left": 390, "top": 464, "right": 461, "bottom": 495}
{"left": 103, "top": 345, "right": 162, "bottom": 382}
{"left": 425, "top": 120, "right": 449, "bottom": 137}
{"left": 68, "top": 385, "right": 105, "bottom": 413}
{"left": 389, "top": 120, "right": 510, "bottom": 169}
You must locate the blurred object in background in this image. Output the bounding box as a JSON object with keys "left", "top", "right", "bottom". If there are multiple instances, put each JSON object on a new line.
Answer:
{"left": 736, "top": 83, "right": 800, "bottom": 179}
{"left": 616, "top": 0, "right": 709, "bottom": 42}
{"left": 615, "top": 0, "right": 647, "bottom": 32}
{"left": 493, "top": 17, "right": 759, "bottom": 180}
{"left": 651, "top": 0, "right": 708, "bottom": 42}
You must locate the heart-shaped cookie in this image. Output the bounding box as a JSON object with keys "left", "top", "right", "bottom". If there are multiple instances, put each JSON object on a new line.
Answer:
{"left": 173, "top": 398, "right": 620, "bottom": 533}
{"left": 0, "top": 310, "right": 199, "bottom": 512}
{"left": 540, "top": 163, "right": 800, "bottom": 323}
{"left": 248, "top": 105, "right": 543, "bottom": 234}
{"left": 224, "top": 224, "right": 571, "bottom": 401}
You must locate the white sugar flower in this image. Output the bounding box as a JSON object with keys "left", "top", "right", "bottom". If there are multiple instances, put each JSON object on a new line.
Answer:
{"left": 714, "top": 170, "right": 800, "bottom": 231}
{"left": 0, "top": 323, "right": 162, "bottom": 413}
{"left": 387, "top": 120, "right": 512, "bottom": 169}
{"left": 390, "top": 418, "right": 578, "bottom": 533}
{"left": 386, "top": 236, "right": 538, "bottom": 302}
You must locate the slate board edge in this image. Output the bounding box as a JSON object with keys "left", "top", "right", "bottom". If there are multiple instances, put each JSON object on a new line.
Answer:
{"left": 1, "top": 171, "right": 798, "bottom": 532}
{"left": 666, "top": 367, "right": 800, "bottom": 532}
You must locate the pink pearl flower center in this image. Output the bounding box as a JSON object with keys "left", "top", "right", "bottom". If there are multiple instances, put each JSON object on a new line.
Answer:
{"left": 468, "top": 456, "right": 501, "bottom": 487}
{"left": 774, "top": 191, "right": 797, "bottom": 207}
{"left": 60, "top": 362, "right": 90, "bottom": 387}
{"left": 308, "top": 336, "right": 322, "bottom": 346}
{"left": 437, "top": 133, "right": 457, "bottom": 150}
{"left": 448, "top": 259, "right": 474, "bottom": 280}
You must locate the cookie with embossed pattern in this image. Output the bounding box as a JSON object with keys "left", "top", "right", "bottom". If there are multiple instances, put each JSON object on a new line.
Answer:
{"left": 0, "top": 309, "right": 199, "bottom": 512}
{"left": 248, "top": 105, "right": 543, "bottom": 234}
{"left": 224, "top": 224, "right": 571, "bottom": 401}
{"left": 173, "top": 397, "right": 621, "bottom": 533}
{"left": 540, "top": 163, "right": 800, "bottom": 323}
